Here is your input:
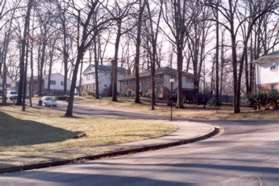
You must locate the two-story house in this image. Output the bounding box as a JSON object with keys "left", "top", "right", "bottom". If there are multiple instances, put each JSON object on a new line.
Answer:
{"left": 255, "top": 51, "right": 279, "bottom": 92}
{"left": 119, "top": 67, "right": 194, "bottom": 100}
{"left": 0, "top": 75, "right": 14, "bottom": 96}
{"left": 81, "top": 65, "right": 127, "bottom": 96}
{"left": 29, "top": 73, "right": 71, "bottom": 96}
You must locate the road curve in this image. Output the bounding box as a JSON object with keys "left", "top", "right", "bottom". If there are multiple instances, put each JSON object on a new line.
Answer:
{"left": 1, "top": 104, "right": 279, "bottom": 185}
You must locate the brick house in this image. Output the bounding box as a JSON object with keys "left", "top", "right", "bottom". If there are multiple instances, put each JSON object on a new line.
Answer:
{"left": 81, "top": 65, "right": 127, "bottom": 96}
{"left": 254, "top": 51, "right": 279, "bottom": 93}
{"left": 119, "top": 67, "right": 194, "bottom": 100}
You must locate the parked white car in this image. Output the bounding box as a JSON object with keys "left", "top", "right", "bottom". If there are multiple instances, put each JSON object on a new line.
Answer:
{"left": 39, "top": 96, "right": 57, "bottom": 107}
{"left": 6, "top": 90, "right": 18, "bottom": 101}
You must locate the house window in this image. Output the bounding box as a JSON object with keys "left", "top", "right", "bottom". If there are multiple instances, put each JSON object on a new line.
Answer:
{"left": 270, "top": 63, "right": 277, "bottom": 71}
{"left": 50, "top": 80, "right": 56, "bottom": 85}
{"left": 61, "top": 81, "right": 64, "bottom": 86}
{"left": 271, "top": 84, "right": 277, "bottom": 90}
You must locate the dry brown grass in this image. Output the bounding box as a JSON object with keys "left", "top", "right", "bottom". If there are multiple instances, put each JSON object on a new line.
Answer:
{"left": 75, "top": 96, "right": 279, "bottom": 120}
{"left": 0, "top": 106, "right": 176, "bottom": 169}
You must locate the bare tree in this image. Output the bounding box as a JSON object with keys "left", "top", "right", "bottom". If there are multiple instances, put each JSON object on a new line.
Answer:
{"left": 17, "top": 0, "right": 33, "bottom": 107}
{"left": 65, "top": 0, "right": 112, "bottom": 117}
{"left": 109, "top": 0, "right": 135, "bottom": 102}
{"left": 92, "top": 29, "right": 111, "bottom": 98}
{"left": 186, "top": 1, "right": 212, "bottom": 104}
{"left": 28, "top": 14, "right": 36, "bottom": 107}
{"left": 93, "top": 17, "right": 99, "bottom": 99}
{"left": 56, "top": 0, "right": 72, "bottom": 95}
{"left": 134, "top": 0, "right": 145, "bottom": 103}
{"left": 162, "top": 0, "right": 193, "bottom": 108}
{"left": 207, "top": 0, "right": 279, "bottom": 113}
{"left": 1, "top": 4, "right": 18, "bottom": 105}
{"left": 213, "top": 0, "right": 220, "bottom": 105}
{"left": 144, "top": 0, "right": 163, "bottom": 110}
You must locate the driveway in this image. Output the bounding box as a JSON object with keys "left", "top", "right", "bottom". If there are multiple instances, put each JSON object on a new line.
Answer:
{"left": 1, "top": 103, "right": 279, "bottom": 185}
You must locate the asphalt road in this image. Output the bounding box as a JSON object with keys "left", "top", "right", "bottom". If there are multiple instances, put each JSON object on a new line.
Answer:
{"left": 1, "top": 104, "right": 279, "bottom": 185}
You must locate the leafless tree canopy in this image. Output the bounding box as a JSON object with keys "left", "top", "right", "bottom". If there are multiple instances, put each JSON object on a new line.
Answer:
{"left": 1, "top": 0, "right": 279, "bottom": 114}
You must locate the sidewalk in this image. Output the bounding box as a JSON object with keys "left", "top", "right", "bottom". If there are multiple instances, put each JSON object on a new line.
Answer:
{"left": 113, "top": 121, "right": 219, "bottom": 152}
{"left": 0, "top": 121, "right": 219, "bottom": 174}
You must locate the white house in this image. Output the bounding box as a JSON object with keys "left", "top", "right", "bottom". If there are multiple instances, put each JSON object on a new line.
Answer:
{"left": 0, "top": 75, "right": 14, "bottom": 95}
{"left": 81, "top": 65, "right": 127, "bottom": 96}
{"left": 29, "top": 73, "right": 71, "bottom": 96}
{"left": 255, "top": 51, "right": 279, "bottom": 92}
{"left": 43, "top": 73, "right": 71, "bottom": 93}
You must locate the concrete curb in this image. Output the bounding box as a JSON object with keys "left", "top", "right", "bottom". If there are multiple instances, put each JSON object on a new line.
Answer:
{"left": 0, "top": 126, "right": 220, "bottom": 174}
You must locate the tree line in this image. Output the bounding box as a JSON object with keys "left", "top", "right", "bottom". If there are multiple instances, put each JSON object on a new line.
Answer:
{"left": 0, "top": 0, "right": 279, "bottom": 116}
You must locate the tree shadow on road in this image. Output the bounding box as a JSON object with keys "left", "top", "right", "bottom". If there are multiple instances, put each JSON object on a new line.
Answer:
{"left": 2, "top": 170, "right": 191, "bottom": 186}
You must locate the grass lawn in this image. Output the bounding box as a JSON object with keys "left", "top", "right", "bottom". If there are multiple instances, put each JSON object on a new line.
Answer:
{"left": 75, "top": 96, "right": 279, "bottom": 120}
{"left": 0, "top": 106, "right": 176, "bottom": 169}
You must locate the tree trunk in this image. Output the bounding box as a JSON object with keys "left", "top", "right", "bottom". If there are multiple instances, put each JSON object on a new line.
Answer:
{"left": 2, "top": 63, "right": 7, "bottom": 105}
{"left": 231, "top": 34, "right": 240, "bottom": 113}
{"left": 176, "top": 45, "right": 184, "bottom": 108}
{"left": 17, "top": 0, "right": 33, "bottom": 105}
{"left": 62, "top": 21, "right": 69, "bottom": 95}
{"left": 94, "top": 35, "right": 99, "bottom": 99}
{"left": 17, "top": 46, "right": 24, "bottom": 105}
{"left": 249, "top": 34, "right": 255, "bottom": 95}
{"left": 65, "top": 48, "right": 84, "bottom": 117}
{"left": 47, "top": 51, "right": 53, "bottom": 94}
{"left": 112, "top": 21, "right": 121, "bottom": 102}
{"left": 63, "top": 59, "right": 68, "bottom": 95}
{"left": 39, "top": 32, "right": 47, "bottom": 96}
{"left": 79, "top": 59, "right": 83, "bottom": 96}
{"left": 1, "top": 32, "right": 11, "bottom": 105}
{"left": 220, "top": 31, "right": 225, "bottom": 98}
{"left": 134, "top": 0, "right": 145, "bottom": 104}
{"left": 151, "top": 43, "right": 156, "bottom": 110}
{"left": 29, "top": 36, "right": 34, "bottom": 107}
{"left": 244, "top": 49, "right": 250, "bottom": 96}
{"left": 22, "top": 31, "right": 30, "bottom": 111}
{"left": 215, "top": 7, "right": 220, "bottom": 106}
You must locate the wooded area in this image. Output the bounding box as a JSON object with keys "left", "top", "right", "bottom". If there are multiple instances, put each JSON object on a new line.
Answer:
{"left": 1, "top": 0, "right": 279, "bottom": 117}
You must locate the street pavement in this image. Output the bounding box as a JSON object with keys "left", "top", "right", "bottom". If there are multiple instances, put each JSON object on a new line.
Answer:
{"left": 1, "top": 103, "right": 279, "bottom": 185}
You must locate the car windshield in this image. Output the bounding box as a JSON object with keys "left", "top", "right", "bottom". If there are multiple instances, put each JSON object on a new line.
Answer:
{"left": 45, "top": 97, "right": 55, "bottom": 101}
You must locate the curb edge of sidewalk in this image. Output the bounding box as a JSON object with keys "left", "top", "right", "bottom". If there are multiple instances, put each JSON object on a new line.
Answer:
{"left": 0, "top": 126, "right": 220, "bottom": 174}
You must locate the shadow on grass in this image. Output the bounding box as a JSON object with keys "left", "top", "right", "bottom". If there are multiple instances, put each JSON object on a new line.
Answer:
{"left": 0, "top": 112, "right": 75, "bottom": 146}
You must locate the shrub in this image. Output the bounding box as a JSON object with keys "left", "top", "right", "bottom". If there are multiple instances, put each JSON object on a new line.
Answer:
{"left": 249, "top": 90, "right": 279, "bottom": 110}
{"left": 267, "top": 90, "right": 279, "bottom": 110}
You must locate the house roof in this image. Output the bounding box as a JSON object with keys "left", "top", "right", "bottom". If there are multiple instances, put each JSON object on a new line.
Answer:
{"left": 119, "top": 67, "right": 194, "bottom": 81}
{"left": 29, "top": 73, "right": 71, "bottom": 81}
{"left": 267, "top": 51, "right": 279, "bottom": 56}
{"left": 83, "top": 64, "right": 127, "bottom": 74}
{"left": 254, "top": 51, "right": 279, "bottom": 64}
